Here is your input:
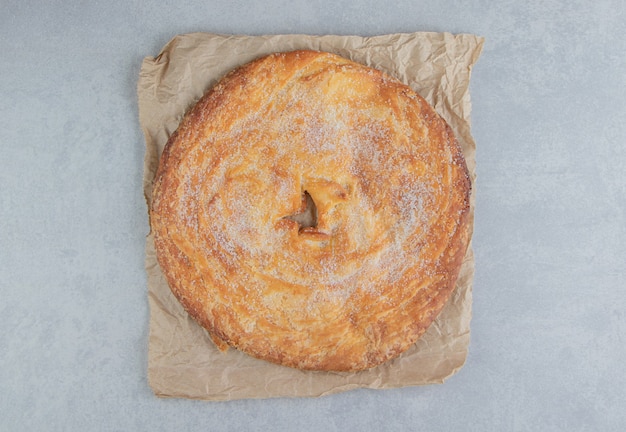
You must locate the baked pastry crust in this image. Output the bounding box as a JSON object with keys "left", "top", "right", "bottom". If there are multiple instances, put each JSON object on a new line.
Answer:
{"left": 150, "top": 50, "right": 472, "bottom": 371}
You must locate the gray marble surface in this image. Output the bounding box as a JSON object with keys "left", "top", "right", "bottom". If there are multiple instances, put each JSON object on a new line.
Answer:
{"left": 1, "top": 1, "right": 625, "bottom": 430}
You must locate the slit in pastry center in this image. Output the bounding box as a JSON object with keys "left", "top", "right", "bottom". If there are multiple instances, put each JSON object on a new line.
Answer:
{"left": 284, "top": 191, "right": 318, "bottom": 231}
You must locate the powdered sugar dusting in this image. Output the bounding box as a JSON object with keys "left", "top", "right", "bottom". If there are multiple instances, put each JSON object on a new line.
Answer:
{"left": 162, "top": 51, "right": 464, "bottom": 333}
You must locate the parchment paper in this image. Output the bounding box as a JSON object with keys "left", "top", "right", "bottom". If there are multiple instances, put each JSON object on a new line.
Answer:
{"left": 138, "top": 32, "right": 483, "bottom": 401}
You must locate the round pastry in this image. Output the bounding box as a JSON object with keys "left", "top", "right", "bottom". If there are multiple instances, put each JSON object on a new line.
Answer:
{"left": 150, "top": 50, "right": 472, "bottom": 372}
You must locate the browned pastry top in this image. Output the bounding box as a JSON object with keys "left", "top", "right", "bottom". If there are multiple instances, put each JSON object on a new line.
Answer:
{"left": 150, "top": 50, "right": 472, "bottom": 371}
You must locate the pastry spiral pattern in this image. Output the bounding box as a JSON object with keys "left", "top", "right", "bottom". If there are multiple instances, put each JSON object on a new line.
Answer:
{"left": 150, "top": 50, "right": 472, "bottom": 371}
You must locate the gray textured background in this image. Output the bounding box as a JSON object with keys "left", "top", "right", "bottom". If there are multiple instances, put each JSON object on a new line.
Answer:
{"left": 1, "top": 1, "right": 625, "bottom": 430}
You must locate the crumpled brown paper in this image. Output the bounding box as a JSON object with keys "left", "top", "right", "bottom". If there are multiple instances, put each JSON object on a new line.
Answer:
{"left": 138, "top": 32, "right": 483, "bottom": 401}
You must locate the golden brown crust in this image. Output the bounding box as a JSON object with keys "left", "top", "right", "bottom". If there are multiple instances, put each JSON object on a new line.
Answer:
{"left": 150, "top": 50, "right": 471, "bottom": 371}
